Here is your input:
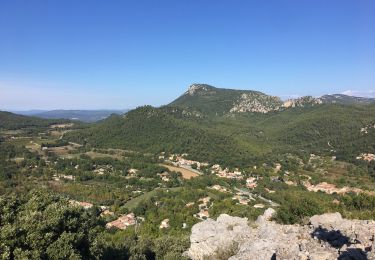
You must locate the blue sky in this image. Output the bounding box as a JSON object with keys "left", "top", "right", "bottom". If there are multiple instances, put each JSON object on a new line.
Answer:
{"left": 0, "top": 0, "right": 374, "bottom": 110}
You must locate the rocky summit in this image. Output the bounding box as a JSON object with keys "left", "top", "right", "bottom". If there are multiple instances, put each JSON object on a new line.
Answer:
{"left": 187, "top": 209, "right": 375, "bottom": 260}
{"left": 170, "top": 84, "right": 375, "bottom": 116}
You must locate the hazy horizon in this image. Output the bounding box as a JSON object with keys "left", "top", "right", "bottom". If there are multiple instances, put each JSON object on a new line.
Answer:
{"left": 1, "top": 0, "right": 374, "bottom": 110}
{"left": 0, "top": 86, "right": 375, "bottom": 112}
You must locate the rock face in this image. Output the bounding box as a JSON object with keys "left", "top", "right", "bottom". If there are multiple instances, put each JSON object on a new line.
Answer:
{"left": 230, "top": 93, "right": 282, "bottom": 113}
{"left": 187, "top": 209, "right": 375, "bottom": 260}
{"left": 283, "top": 96, "right": 322, "bottom": 108}
{"left": 186, "top": 84, "right": 211, "bottom": 96}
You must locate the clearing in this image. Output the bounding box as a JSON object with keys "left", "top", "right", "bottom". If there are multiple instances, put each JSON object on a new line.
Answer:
{"left": 160, "top": 164, "right": 199, "bottom": 179}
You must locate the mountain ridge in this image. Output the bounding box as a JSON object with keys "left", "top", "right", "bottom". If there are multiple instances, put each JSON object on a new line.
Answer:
{"left": 170, "top": 84, "right": 375, "bottom": 116}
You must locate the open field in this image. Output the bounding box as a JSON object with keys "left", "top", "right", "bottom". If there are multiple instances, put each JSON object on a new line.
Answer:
{"left": 0, "top": 129, "right": 24, "bottom": 135}
{"left": 160, "top": 164, "right": 199, "bottom": 179}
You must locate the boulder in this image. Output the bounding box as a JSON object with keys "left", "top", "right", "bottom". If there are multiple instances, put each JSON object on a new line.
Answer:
{"left": 187, "top": 209, "right": 375, "bottom": 260}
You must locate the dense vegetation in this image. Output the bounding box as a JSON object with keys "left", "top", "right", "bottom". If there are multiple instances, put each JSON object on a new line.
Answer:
{"left": 64, "top": 106, "right": 252, "bottom": 166}
{"left": 65, "top": 103, "right": 375, "bottom": 168}
{"left": 0, "top": 190, "right": 190, "bottom": 259}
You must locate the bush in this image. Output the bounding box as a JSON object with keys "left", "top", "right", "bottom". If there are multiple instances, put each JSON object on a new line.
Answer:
{"left": 275, "top": 195, "right": 325, "bottom": 224}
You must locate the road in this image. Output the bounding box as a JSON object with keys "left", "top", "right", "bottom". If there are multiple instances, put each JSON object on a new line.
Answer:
{"left": 235, "top": 187, "right": 280, "bottom": 207}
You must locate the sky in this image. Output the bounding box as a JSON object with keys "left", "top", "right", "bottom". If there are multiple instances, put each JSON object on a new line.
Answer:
{"left": 0, "top": 0, "right": 374, "bottom": 110}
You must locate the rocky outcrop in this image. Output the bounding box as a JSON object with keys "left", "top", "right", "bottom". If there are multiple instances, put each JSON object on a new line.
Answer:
{"left": 283, "top": 96, "right": 322, "bottom": 108}
{"left": 186, "top": 84, "right": 211, "bottom": 95}
{"left": 187, "top": 209, "right": 375, "bottom": 260}
{"left": 230, "top": 93, "right": 282, "bottom": 113}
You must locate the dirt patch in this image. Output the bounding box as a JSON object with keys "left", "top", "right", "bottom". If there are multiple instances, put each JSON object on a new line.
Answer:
{"left": 160, "top": 164, "right": 199, "bottom": 179}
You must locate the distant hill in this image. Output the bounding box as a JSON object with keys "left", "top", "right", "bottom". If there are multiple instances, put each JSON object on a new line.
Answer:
{"left": 320, "top": 94, "right": 375, "bottom": 105}
{"left": 0, "top": 111, "right": 68, "bottom": 130}
{"left": 15, "top": 109, "right": 129, "bottom": 122}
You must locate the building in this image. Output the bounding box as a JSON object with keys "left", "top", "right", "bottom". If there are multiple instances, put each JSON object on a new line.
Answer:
{"left": 246, "top": 177, "right": 257, "bottom": 189}
{"left": 106, "top": 213, "right": 136, "bottom": 230}
{"left": 69, "top": 200, "right": 93, "bottom": 209}
{"left": 159, "top": 219, "right": 170, "bottom": 229}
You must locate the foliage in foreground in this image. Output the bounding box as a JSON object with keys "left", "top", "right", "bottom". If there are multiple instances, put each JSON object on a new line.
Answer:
{"left": 0, "top": 189, "right": 189, "bottom": 260}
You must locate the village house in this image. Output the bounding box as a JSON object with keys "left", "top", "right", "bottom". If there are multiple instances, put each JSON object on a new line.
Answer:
{"left": 106, "top": 213, "right": 136, "bottom": 230}
{"left": 303, "top": 181, "right": 362, "bottom": 195}
{"left": 185, "top": 202, "right": 195, "bottom": 207}
{"left": 69, "top": 200, "right": 93, "bottom": 209}
{"left": 215, "top": 167, "right": 243, "bottom": 179}
{"left": 253, "top": 203, "right": 265, "bottom": 209}
{"left": 157, "top": 171, "right": 170, "bottom": 182}
{"left": 211, "top": 164, "right": 221, "bottom": 171}
{"left": 360, "top": 124, "right": 375, "bottom": 134}
{"left": 246, "top": 177, "right": 257, "bottom": 189}
{"left": 284, "top": 180, "right": 297, "bottom": 186}
{"left": 274, "top": 163, "right": 282, "bottom": 173}
{"left": 264, "top": 188, "right": 276, "bottom": 194}
{"left": 100, "top": 209, "right": 115, "bottom": 216}
{"left": 99, "top": 206, "right": 114, "bottom": 216}
{"left": 158, "top": 154, "right": 165, "bottom": 160}
{"left": 159, "top": 219, "right": 170, "bottom": 229}
{"left": 128, "top": 168, "right": 138, "bottom": 175}
{"left": 196, "top": 209, "right": 209, "bottom": 219}
{"left": 210, "top": 185, "right": 228, "bottom": 193}
{"left": 356, "top": 153, "right": 375, "bottom": 162}
{"left": 167, "top": 153, "right": 208, "bottom": 170}
{"left": 199, "top": 197, "right": 211, "bottom": 205}
{"left": 232, "top": 195, "right": 250, "bottom": 205}
{"left": 195, "top": 197, "right": 212, "bottom": 220}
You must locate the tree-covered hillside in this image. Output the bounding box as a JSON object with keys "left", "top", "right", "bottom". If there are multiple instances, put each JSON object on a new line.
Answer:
{"left": 0, "top": 111, "right": 69, "bottom": 130}
{"left": 242, "top": 104, "right": 375, "bottom": 161}
{"left": 64, "top": 106, "right": 251, "bottom": 166}
{"left": 64, "top": 102, "right": 375, "bottom": 168}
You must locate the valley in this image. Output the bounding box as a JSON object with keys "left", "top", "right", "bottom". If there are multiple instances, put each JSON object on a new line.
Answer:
{"left": 1, "top": 84, "right": 375, "bottom": 259}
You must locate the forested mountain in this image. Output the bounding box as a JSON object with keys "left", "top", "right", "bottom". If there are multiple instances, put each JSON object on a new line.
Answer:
{"left": 64, "top": 85, "right": 375, "bottom": 167}
{"left": 169, "top": 84, "right": 282, "bottom": 115}
{"left": 65, "top": 106, "right": 249, "bottom": 165}
{"left": 0, "top": 111, "right": 68, "bottom": 130}
{"left": 170, "top": 84, "right": 374, "bottom": 116}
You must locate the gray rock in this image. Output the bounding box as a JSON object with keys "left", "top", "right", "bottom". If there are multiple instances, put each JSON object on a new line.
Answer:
{"left": 310, "top": 212, "right": 342, "bottom": 228}
{"left": 187, "top": 208, "right": 375, "bottom": 260}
